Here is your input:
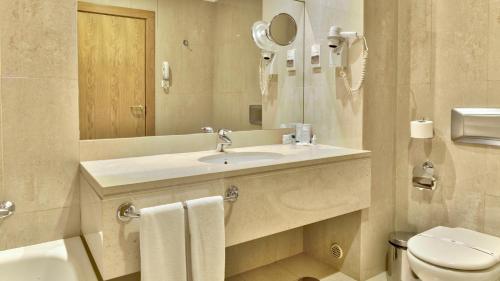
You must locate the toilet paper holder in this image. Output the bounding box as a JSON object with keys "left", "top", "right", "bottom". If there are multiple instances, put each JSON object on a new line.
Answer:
{"left": 411, "top": 118, "right": 434, "bottom": 139}
{"left": 412, "top": 161, "right": 438, "bottom": 191}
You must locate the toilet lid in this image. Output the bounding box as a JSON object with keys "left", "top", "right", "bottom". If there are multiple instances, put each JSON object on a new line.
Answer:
{"left": 408, "top": 226, "right": 500, "bottom": 271}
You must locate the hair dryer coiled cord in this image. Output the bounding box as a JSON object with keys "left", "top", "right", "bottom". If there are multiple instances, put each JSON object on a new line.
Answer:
{"left": 339, "top": 36, "right": 368, "bottom": 95}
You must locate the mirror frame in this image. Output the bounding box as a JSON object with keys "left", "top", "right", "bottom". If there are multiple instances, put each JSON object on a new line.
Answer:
{"left": 268, "top": 13, "right": 298, "bottom": 46}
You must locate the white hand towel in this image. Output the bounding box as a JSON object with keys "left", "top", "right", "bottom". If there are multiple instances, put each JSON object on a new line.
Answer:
{"left": 186, "top": 196, "right": 225, "bottom": 281}
{"left": 140, "top": 202, "right": 187, "bottom": 281}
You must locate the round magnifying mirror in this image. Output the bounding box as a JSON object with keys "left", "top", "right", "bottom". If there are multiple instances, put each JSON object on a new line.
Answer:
{"left": 268, "top": 13, "right": 297, "bottom": 46}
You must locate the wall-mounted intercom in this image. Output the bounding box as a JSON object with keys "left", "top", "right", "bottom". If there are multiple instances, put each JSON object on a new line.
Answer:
{"left": 161, "top": 61, "right": 170, "bottom": 92}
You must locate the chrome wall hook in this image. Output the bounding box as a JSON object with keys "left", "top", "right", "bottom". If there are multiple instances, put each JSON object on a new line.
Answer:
{"left": 182, "top": 39, "right": 192, "bottom": 51}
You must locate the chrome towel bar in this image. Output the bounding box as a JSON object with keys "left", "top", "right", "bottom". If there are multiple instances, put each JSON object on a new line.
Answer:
{"left": 116, "top": 185, "right": 239, "bottom": 223}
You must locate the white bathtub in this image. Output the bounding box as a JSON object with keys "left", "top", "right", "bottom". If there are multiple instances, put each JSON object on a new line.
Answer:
{"left": 0, "top": 237, "right": 98, "bottom": 281}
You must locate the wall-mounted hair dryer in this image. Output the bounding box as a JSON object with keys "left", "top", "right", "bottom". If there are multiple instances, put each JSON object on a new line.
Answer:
{"left": 252, "top": 21, "right": 276, "bottom": 60}
{"left": 328, "top": 26, "right": 358, "bottom": 53}
{"left": 261, "top": 50, "right": 274, "bottom": 61}
{"left": 327, "top": 25, "right": 368, "bottom": 96}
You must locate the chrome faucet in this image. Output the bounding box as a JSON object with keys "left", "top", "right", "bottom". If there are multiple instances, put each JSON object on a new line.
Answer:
{"left": 201, "top": 127, "right": 214, "bottom": 133}
{"left": 216, "top": 129, "right": 232, "bottom": 152}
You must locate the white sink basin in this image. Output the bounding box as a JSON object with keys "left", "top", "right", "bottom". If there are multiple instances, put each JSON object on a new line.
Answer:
{"left": 198, "top": 152, "right": 284, "bottom": 165}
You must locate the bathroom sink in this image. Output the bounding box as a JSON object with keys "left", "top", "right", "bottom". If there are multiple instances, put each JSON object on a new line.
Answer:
{"left": 198, "top": 152, "right": 284, "bottom": 165}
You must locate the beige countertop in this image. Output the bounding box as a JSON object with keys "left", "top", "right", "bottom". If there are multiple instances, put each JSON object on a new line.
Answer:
{"left": 80, "top": 144, "right": 370, "bottom": 197}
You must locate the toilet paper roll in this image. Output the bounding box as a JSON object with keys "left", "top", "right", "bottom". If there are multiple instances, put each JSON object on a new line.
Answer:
{"left": 411, "top": 120, "right": 434, "bottom": 139}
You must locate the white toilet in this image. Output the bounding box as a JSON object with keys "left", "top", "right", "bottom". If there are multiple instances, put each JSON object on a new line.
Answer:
{"left": 407, "top": 226, "right": 500, "bottom": 281}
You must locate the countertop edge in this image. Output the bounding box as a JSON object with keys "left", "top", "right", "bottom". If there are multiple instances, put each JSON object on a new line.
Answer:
{"left": 80, "top": 150, "right": 371, "bottom": 198}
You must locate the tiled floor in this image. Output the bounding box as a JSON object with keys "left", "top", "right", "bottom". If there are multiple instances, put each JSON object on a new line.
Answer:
{"left": 225, "top": 254, "right": 357, "bottom": 281}
{"left": 225, "top": 254, "right": 389, "bottom": 281}
{"left": 366, "top": 272, "right": 387, "bottom": 281}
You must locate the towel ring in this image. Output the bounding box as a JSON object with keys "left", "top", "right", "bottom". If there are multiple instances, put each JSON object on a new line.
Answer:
{"left": 117, "top": 185, "right": 239, "bottom": 223}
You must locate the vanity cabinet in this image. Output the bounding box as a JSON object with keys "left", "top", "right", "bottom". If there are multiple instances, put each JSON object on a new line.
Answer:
{"left": 80, "top": 145, "right": 371, "bottom": 279}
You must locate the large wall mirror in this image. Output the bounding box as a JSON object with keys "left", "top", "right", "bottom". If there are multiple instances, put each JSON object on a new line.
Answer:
{"left": 77, "top": 0, "right": 305, "bottom": 140}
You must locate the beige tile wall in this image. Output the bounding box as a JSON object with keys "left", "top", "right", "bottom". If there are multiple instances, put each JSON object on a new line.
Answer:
{"left": 212, "top": 0, "right": 262, "bottom": 131}
{"left": 304, "top": 0, "right": 364, "bottom": 149}
{"left": 0, "top": 16, "right": 2, "bottom": 215}
{"left": 395, "top": 0, "right": 500, "bottom": 239}
{"left": 225, "top": 228, "right": 303, "bottom": 277}
{"left": 261, "top": 0, "right": 305, "bottom": 129}
{"left": 0, "top": 0, "right": 80, "bottom": 250}
{"left": 298, "top": 1, "right": 392, "bottom": 279}
{"left": 156, "top": 0, "right": 217, "bottom": 135}
{"left": 79, "top": 129, "right": 291, "bottom": 161}
{"left": 304, "top": 211, "right": 363, "bottom": 280}
{"left": 360, "top": 0, "right": 398, "bottom": 279}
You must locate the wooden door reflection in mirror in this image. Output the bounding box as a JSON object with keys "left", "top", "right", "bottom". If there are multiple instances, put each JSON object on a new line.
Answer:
{"left": 78, "top": 2, "right": 155, "bottom": 140}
